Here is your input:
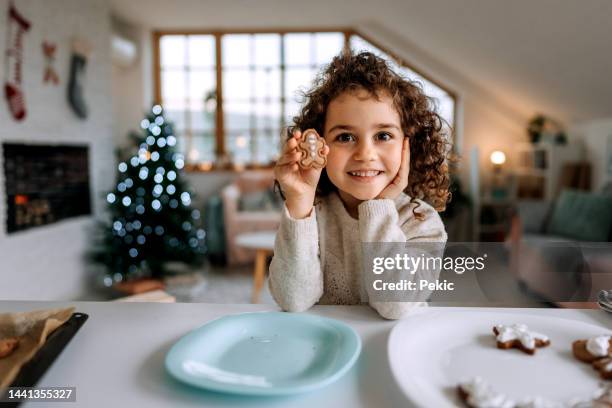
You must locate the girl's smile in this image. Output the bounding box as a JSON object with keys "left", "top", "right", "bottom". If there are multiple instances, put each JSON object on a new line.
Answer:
{"left": 323, "top": 89, "right": 408, "bottom": 211}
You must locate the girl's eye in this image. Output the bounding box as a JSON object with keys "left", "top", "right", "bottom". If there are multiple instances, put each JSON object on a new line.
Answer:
{"left": 376, "top": 132, "right": 393, "bottom": 141}
{"left": 335, "top": 133, "right": 355, "bottom": 143}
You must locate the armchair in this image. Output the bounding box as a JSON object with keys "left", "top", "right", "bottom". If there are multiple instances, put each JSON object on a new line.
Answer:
{"left": 220, "top": 170, "right": 281, "bottom": 266}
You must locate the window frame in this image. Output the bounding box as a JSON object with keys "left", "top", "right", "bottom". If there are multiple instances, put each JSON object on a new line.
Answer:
{"left": 153, "top": 28, "right": 457, "bottom": 171}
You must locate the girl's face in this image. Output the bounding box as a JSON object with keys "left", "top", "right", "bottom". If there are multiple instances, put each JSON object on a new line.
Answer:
{"left": 323, "top": 89, "right": 407, "bottom": 206}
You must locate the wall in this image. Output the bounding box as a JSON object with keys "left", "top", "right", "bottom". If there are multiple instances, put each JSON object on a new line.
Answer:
{"left": 569, "top": 118, "right": 612, "bottom": 191}
{"left": 0, "top": 0, "right": 114, "bottom": 300}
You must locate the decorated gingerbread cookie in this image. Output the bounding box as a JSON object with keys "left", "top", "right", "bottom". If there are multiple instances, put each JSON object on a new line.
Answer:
{"left": 458, "top": 376, "right": 612, "bottom": 408}
{"left": 492, "top": 324, "right": 550, "bottom": 355}
{"left": 593, "top": 383, "right": 612, "bottom": 405}
{"left": 593, "top": 357, "right": 612, "bottom": 380}
{"left": 457, "top": 377, "right": 515, "bottom": 408}
{"left": 572, "top": 335, "right": 612, "bottom": 363}
{"left": 297, "top": 129, "right": 327, "bottom": 169}
{"left": 572, "top": 335, "right": 612, "bottom": 381}
{"left": 0, "top": 336, "right": 19, "bottom": 358}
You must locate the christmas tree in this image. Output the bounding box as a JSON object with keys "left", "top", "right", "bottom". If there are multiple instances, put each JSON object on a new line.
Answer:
{"left": 90, "top": 105, "right": 206, "bottom": 283}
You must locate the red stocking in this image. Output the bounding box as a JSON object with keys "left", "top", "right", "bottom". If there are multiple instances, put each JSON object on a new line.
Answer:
{"left": 4, "top": 3, "right": 31, "bottom": 121}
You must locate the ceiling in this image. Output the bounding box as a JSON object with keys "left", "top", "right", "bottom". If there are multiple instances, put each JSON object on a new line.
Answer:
{"left": 110, "top": 0, "right": 612, "bottom": 125}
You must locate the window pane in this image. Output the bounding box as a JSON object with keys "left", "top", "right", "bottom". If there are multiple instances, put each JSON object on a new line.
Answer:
{"left": 190, "top": 108, "right": 215, "bottom": 132}
{"left": 222, "top": 34, "right": 251, "bottom": 68}
{"left": 254, "top": 129, "right": 281, "bottom": 164}
{"left": 284, "top": 33, "right": 312, "bottom": 67}
{"left": 187, "top": 35, "right": 215, "bottom": 68}
{"left": 161, "top": 98, "right": 186, "bottom": 131}
{"left": 223, "top": 68, "right": 252, "bottom": 101}
{"left": 189, "top": 132, "right": 216, "bottom": 163}
{"left": 227, "top": 132, "right": 253, "bottom": 164}
{"left": 314, "top": 33, "right": 344, "bottom": 65}
{"left": 161, "top": 70, "right": 187, "bottom": 101}
{"left": 160, "top": 35, "right": 186, "bottom": 68}
{"left": 224, "top": 101, "right": 251, "bottom": 131}
{"left": 188, "top": 70, "right": 216, "bottom": 110}
{"left": 254, "top": 67, "right": 280, "bottom": 100}
{"left": 350, "top": 35, "right": 381, "bottom": 56}
{"left": 284, "top": 100, "right": 301, "bottom": 126}
{"left": 254, "top": 34, "right": 280, "bottom": 67}
{"left": 254, "top": 100, "right": 281, "bottom": 130}
{"left": 285, "top": 68, "right": 315, "bottom": 102}
{"left": 174, "top": 130, "right": 188, "bottom": 156}
{"left": 438, "top": 97, "right": 454, "bottom": 127}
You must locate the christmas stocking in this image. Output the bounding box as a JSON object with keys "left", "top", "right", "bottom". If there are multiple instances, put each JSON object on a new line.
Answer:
{"left": 67, "top": 39, "right": 90, "bottom": 119}
{"left": 4, "top": 3, "right": 31, "bottom": 121}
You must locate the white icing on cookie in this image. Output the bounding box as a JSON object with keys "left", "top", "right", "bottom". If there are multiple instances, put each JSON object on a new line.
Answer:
{"left": 460, "top": 378, "right": 612, "bottom": 408}
{"left": 460, "top": 377, "right": 515, "bottom": 408}
{"left": 495, "top": 324, "right": 549, "bottom": 350}
{"left": 586, "top": 335, "right": 611, "bottom": 357}
{"left": 593, "top": 383, "right": 612, "bottom": 405}
{"left": 516, "top": 396, "right": 562, "bottom": 408}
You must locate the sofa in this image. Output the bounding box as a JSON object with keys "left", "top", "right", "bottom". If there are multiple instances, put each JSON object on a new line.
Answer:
{"left": 509, "top": 183, "right": 612, "bottom": 305}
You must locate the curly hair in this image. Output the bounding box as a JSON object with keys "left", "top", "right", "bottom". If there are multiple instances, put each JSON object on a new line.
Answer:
{"left": 282, "top": 50, "right": 452, "bottom": 216}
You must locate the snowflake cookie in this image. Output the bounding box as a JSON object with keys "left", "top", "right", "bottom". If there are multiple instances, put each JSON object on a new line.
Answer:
{"left": 493, "top": 324, "right": 550, "bottom": 355}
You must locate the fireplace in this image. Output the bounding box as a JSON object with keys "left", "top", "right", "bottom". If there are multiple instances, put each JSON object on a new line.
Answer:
{"left": 3, "top": 143, "right": 91, "bottom": 233}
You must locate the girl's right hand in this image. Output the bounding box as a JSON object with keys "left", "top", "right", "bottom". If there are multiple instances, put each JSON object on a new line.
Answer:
{"left": 274, "top": 130, "right": 329, "bottom": 219}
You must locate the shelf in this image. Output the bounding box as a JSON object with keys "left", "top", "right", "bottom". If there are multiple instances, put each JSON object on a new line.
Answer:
{"left": 515, "top": 168, "right": 547, "bottom": 177}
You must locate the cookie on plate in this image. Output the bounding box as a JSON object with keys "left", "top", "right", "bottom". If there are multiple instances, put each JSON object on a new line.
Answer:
{"left": 572, "top": 335, "right": 611, "bottom": 363}
{"left": 297, "top": 129, "right": 327, "bottom": 169}
{"left": 592, "top": 357, "right": 612, "bottom": 381}
{"left": 493, "top": 324, "right": 550, "bottom": 355}
{"left": 0, "top": 336, "right": 20, "bottom": 358}
{"left": 457, "top": 377, "right": 514, "bottom": 408}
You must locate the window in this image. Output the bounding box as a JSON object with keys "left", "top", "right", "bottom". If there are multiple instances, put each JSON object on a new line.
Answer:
{"left": 155, "top": 30, "right": 455, "bottom": 170}
{"left": 158, "top": 35, "right": 216, "bottom": 164}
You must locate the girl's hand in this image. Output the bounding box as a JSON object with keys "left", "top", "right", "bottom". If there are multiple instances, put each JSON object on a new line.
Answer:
{"left": 275, "top": 130, "right": 330, "bottom": 219}
{"left": 376, "top": 137, "right": 410, "bottom": 200}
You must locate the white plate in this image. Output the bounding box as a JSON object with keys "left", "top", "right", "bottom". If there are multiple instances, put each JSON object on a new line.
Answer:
{"left": 388, "top": 311, "right": 611, "bottom": 407}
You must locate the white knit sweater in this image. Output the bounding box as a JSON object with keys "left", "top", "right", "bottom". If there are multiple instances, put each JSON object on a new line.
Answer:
{"left": 268, "top": 191, "right": 447, "bottom": 319}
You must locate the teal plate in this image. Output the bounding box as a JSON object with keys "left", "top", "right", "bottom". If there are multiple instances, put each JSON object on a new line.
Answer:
{"left": 165, "top": 312, "right": 361, "bottom": 396}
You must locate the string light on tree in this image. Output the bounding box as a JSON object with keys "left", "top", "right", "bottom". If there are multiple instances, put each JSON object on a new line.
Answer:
{"left": 90, "top": 105, "right": 206, "bottom": 282}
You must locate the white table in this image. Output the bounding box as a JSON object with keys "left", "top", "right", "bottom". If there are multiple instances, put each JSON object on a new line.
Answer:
{"left": 235, "top": 231, "right": 276, "bottom": 303}
{"left": 0, "top": 301, "right": 609, "bottom": 408}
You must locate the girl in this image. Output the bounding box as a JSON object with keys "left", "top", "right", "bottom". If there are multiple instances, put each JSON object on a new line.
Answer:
{"left": 269, "top": 51, "right": 450, "bottom": 319}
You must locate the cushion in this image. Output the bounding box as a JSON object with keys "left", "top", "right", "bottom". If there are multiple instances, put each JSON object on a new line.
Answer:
{"left": 238, "top": 188, "right": 283, "bottom": 212}
{"left": 546, "top": 189, "right": 612, "bottom": 241}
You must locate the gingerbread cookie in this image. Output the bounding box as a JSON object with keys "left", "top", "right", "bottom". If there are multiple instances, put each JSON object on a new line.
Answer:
{"left": 573, "top": 335, "right": 612, "bottom": 363}
{"left": 458, "top": 377, "right": 611, "bottom": 407}
{"left": 493, "top": 324, "right": 550, "bottom": 355}
{"left": 592, "top": 383, "right": 612, "bottom": 406}
{"left": 0, "top": 336, "right": 19, "bottom": 358}
{"left": 593, "top": 357, "right": 612, "bottom": 380}
{"left": 457, "top": 377, "right": 515, "bottom": 408}
{"left": 297, "top": 129, "right": 327, "bottom": 169}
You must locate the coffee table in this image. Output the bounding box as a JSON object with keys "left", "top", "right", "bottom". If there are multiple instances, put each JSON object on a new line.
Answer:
{"left": 235, "top": 231, "right": 276, "bottom": 303}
